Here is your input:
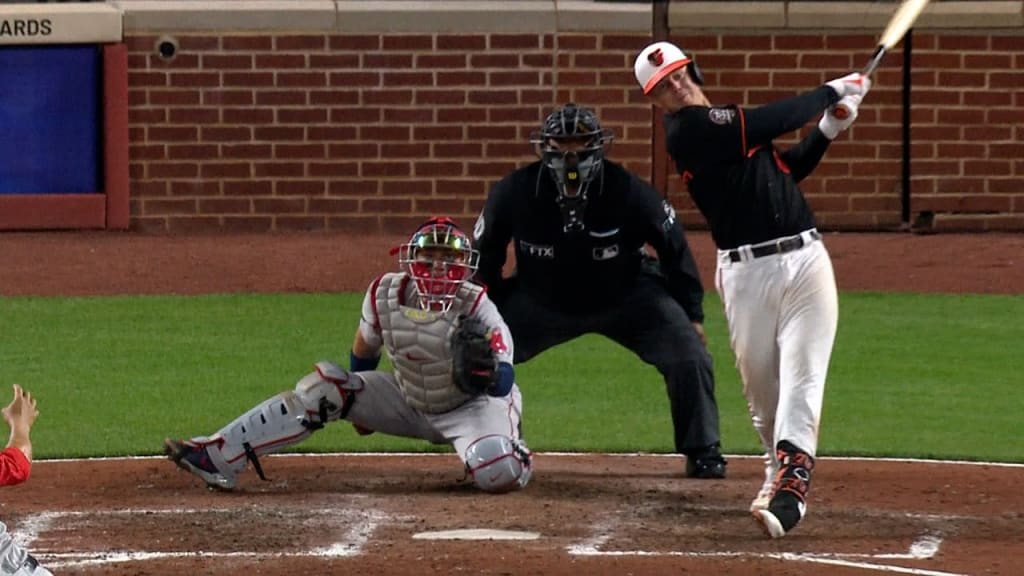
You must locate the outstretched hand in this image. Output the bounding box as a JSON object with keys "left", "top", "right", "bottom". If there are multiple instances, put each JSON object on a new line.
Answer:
{"left": 3, "top": 384, "right": 39, "bottom": 460}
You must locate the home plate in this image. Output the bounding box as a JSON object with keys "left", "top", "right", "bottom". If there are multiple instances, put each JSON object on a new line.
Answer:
{"left": 412, "top": 529, "right": 541, "bottom": 541}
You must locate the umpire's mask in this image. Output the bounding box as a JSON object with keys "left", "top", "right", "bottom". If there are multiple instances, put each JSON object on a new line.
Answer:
{"left": 530, "top": 103, "right": 613, "bottom": 234}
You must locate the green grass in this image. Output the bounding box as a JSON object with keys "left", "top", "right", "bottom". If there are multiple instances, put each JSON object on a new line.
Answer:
{"left": 0, "top": 291, "right": 1020, "bottom": 462}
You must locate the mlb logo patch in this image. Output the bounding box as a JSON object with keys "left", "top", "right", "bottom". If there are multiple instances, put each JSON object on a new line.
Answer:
{"left": 592, "top": 244, "right": 619, "bottom": 261}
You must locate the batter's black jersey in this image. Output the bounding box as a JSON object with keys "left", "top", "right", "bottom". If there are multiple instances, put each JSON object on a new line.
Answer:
{"left": 474, "top": 160, "right": 705, "bottom": 322}
{"left": 665, "top": 85, "right": 841, "bottom": 249}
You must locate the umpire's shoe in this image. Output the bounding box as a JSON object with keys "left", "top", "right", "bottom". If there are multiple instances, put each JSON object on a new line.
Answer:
{"left": 752, "top": 441, "right": 815, "bottom": 538}
{"left": 684, "top": 444, "right": 727, "bottom": 479}
{"left": 164, "top": 438, "right": 237, "bottom": 490}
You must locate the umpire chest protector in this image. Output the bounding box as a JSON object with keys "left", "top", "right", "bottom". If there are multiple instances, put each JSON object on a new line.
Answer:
{"left": 374, "top": 273, "right": 484, "bottom": 414}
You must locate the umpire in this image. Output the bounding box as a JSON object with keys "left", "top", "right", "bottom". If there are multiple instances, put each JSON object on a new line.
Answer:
{"left": 472, "top": 103, "right": 726, "bottom": 479}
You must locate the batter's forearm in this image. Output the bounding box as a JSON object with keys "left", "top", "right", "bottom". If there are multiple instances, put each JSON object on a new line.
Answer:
{"left": 743, "top": 86, "right": 838, "bottom": 147}
{"left": 780, "top": 129, "right": 831, "bottom": 182}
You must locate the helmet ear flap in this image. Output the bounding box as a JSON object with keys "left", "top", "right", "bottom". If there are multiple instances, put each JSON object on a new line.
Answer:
{"left": 687, "top": 56, "right": 705, "bottom": 86}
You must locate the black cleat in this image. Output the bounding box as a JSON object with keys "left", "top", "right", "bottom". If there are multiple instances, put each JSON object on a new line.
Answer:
{"left": 684, "top": 445, "right": 727, "bottom": 479}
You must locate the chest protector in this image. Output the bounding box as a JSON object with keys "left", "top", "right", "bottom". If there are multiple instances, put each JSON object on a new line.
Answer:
{"left": 374, "top": 273, "right": 484, "bottom": 414}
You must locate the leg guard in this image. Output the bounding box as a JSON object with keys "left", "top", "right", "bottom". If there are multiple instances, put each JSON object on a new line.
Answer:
{"left": 200, "top": 361, "right": 362, "bottom": 483}
{"left": 464, "top": 435, "right": 532, "bottom": 493}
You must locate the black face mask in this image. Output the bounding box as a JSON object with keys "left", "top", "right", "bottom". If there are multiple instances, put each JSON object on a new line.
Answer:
{"left": 542, "top": 148, "right": 602, "bottom": 234}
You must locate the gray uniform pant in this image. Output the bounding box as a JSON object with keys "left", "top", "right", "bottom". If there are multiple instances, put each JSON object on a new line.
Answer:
{"left": 347, "top": 371, "right": 525, "bottom": 465}
{"left": 0, "top": 522, "right": 51, "bottom": 576}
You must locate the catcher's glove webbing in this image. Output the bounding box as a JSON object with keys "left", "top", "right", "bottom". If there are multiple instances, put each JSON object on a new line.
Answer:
{"left": 451, "top": 314, "right": 498, "bottom": 395}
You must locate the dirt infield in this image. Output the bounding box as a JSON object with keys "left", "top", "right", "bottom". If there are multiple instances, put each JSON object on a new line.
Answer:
{"left": 2, "top": 230, "right": 1023, "bottom": 575}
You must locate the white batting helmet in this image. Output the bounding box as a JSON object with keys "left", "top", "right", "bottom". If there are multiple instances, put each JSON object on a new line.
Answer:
{"left": 634, "top": 41, "right": 704, "bottom": 94}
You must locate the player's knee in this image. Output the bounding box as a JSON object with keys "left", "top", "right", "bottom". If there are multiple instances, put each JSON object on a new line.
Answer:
{"left": 663, "top": 347, "right": 712, "bottom": 376}
{"left": 293, "top": 361, "right": 362, "bottom": 426}
{"left": 464, "top": 435, "right": 532, "bottom": 493}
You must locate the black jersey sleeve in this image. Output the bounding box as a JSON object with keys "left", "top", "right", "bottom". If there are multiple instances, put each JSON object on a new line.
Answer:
{"left": 779, "top": 127, "right": 832, "bottom": 182}
{"left": 741, "top": 86, "right": 839, "bottom": 149}
{"left": 668, "top": 86, "right": 840, "bottom": 169}
{"left": 629, "top": 174, "right": 706, "bottom": 323}
{"left": 473, "top": 176, "right": 516, "bottom": 296}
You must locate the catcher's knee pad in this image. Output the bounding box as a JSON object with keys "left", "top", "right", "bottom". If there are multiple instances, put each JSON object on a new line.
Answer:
{"left": 293, "top": 361, "right": 363, "bottom": 427}
{"left": 464, "top": 435, "right": 532, "bottom": 493}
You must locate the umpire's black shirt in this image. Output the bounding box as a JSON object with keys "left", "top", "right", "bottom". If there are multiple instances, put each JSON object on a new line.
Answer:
{"left": 665, "top": 86, "right": 841, "bottom": 249}
{"left": 474, "top": 159, "right": 705, "bottom": 322}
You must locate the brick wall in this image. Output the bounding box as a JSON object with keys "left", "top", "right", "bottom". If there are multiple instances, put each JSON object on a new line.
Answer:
{"left": 125, "top": 32, "right": 655, "bottom": 234}
{"left": 125, "top": 29, "right": 1024, "bottom": 234}
{"left": 2, "top": 1, "right": 1020, "bottom": 233}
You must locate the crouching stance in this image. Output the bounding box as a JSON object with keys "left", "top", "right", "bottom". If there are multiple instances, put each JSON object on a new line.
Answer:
{"left": 165, "top": 217, "right": 531, "bottom": 493}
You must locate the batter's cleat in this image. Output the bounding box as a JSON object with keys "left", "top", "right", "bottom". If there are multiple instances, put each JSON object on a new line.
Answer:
{"left": 752, "top": 441, "right": 814, "bottom": 538}
{"left": 684, "top": 445, "right": 728, "bottom": 479}
{"left": 164, "top": 438, "right": 237, "bottom": 491}
{"left": 750, "top": 456, "right": 779, "bottom": 512}
{"left": 753, "top": 491, "right": 806, "bottom": 539}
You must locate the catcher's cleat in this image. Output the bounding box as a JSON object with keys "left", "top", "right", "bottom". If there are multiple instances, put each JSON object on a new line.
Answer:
{"left": 164, "top": 438, "right": 237, "bottom": 491}
{"left": 684, "top": 445, "right": 727, "bottom": 479}
{"left": 752, "top": 441, "right": 814, "bottom": 538}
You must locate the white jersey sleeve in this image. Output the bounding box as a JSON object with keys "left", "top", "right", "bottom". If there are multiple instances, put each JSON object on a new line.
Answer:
{"left": 469, "top": 292, "right": 515, "bottom": 366}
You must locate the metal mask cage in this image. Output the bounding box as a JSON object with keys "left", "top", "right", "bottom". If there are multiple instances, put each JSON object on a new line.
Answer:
{"left": 397, "top": 223, "right": 479, "bottom": 312}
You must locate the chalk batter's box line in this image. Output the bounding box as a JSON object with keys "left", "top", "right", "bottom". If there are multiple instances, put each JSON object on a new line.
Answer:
{"left": 18, "top": 507, "right": 392, "bottom": 568}
{"left": 19, "top": 505, "right": 970, "bottom": 576}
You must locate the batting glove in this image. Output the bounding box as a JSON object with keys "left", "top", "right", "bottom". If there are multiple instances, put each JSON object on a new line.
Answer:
{"left": 819, "top": 94, "right": 862, "bottom": 140}
{"left": 825, "top": 72, "right": 871, "bottom": 99}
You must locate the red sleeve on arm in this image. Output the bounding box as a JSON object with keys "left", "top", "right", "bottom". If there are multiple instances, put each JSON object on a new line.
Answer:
{"left": 0, "top": 447, "right": 31, "bottom": 486}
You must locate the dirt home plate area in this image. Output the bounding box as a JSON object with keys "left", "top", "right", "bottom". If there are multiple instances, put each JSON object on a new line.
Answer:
{"left": 2, "top": 231, "right": 1022, "bottom": 575}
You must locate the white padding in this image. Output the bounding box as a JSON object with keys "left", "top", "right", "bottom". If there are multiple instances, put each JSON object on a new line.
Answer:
{"left": 211, "top": 362, "right": 359, "bottom": 472}
{"left": 464, "top": 435, "right": 532, "bottom": 493}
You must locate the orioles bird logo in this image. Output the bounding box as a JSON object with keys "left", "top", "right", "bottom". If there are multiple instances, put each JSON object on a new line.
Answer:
{"left": 647, "top": 48, "right": 664, "bottom": 66}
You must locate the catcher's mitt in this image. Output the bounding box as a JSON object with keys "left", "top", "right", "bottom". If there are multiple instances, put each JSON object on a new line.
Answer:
{"left": 451, "top": 314, "right": 497, "bottom": 395}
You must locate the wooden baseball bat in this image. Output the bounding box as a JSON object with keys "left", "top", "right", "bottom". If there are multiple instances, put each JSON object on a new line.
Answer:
{"left": 834, "top": 0, "right": 932, "bottom": 119}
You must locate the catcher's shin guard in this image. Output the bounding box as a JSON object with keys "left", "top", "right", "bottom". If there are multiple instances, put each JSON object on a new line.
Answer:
{"left": 464, "top": 435, "right": 532, "bottom": 493}
{"left": 208, "top": 361, "right": 362, "bottom": 482}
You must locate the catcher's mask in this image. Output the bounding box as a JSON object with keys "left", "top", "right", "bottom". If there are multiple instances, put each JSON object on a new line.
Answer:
{"left": 530, "top": 103, "right": 614, "bottom": 234}
{"left": 398, "top": 216, "right": 479, "bottom": 312}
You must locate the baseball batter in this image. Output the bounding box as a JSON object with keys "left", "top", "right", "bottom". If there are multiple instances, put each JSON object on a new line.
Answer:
{"left": 165, "top": 217, "right": 532, "bottom": 493}
{"left": 633, "top": 41, "right": 869, "bottom": 537}
{"left": 0, "top": 385, "right": 52, "bottom": 576}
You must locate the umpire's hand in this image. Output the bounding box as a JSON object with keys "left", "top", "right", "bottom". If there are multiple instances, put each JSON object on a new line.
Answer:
{"left": 692, "top": 322, "right": 707, "bottom": 348}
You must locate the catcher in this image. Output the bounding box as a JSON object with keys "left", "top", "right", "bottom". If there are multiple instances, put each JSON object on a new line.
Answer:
{"left": 165, "top": 217, "right": 531, "bottom": 493}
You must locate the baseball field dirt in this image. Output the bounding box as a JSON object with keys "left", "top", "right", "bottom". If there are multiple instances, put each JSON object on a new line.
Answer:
{"left": 2, "top": 230, "right": 1022, "bottom": 575}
